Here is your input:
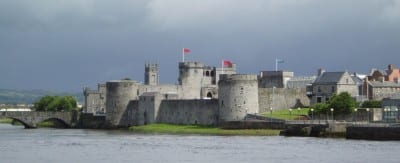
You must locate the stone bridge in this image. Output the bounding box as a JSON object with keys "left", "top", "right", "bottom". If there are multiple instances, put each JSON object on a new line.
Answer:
{"left": 0, "top": 111, "right": 78, "bottom": 128}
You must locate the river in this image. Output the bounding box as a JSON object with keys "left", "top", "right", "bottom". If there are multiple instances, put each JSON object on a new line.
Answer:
{"left": 0, "top": 124, "right": 399, "bottom": 163}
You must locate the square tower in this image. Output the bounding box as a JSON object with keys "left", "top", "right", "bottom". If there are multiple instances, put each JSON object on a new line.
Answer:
{"left": 144, "top": 63, "right": 159, "bottom": 86}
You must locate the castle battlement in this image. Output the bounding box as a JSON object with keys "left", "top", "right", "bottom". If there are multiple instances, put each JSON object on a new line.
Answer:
{"left": 179, "top": 62, "right": 205, "bottom": 68}
{"left": 219, "top": 74, "right": 258, "bottom": 81}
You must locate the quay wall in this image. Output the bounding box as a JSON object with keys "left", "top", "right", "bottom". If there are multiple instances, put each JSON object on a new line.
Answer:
{"left": 346, "top": 126, "right": 400, "bottom": 140}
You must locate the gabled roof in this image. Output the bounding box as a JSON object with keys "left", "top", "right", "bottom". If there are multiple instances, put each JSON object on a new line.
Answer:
{"left": 351, "top": 76, "right": 363, "bottom": 84}
{"left": 314, "top": 72, "right": 346, "bottom": 84}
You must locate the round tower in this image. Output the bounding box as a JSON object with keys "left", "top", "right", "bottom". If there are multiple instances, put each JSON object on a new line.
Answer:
{"left": 105, "top": 80, "right": 139, "bottom": 127}
{"left": 218, "top": 74, "right": 259, "bottom": 122}
{"left": 178, "top": 62, "right": 205, "bottom": 99}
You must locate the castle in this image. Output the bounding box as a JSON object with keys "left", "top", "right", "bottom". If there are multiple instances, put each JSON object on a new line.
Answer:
{"left": 84, "top": 61, "right": 310, "bottom": 128}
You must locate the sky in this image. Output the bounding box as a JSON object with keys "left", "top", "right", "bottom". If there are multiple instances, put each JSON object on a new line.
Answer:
{"left": 0, "top": 0, "right": 400, "bottom": 92}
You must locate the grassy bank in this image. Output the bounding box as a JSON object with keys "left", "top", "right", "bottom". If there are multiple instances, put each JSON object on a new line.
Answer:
{"left": 261, "top": 108, "right": 310, "bottom": 120}
{"left": 129, "top": 123, "right": 281, "bottom": 136}
{"left": 37, "top": 121, "right": 57, "bottom": 128}
{"left": 0, "top": 118, "right": 13, "bottom": 123}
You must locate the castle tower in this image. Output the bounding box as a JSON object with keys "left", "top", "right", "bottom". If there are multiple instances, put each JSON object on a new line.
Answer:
{"left": 144, "top": 63, "right": 159, "bottom": 85}
{"left": 105, "top": 80, "right": 139, "bottom": 127}
{"left": 218, "top": 74, "right": 259, "bottom": 122}
{"left": 178, "top": 62, "right": 205, "bottom": 98}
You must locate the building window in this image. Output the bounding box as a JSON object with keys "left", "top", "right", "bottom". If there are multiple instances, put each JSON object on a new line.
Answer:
{"left": 317, "top": 97, "right": 322, "bottom": 103}
{"left": 331, "top": 86, "right": 335, "bottom": 93}
{"left": 318, "top": 87, "right": 321, "bottom": 93}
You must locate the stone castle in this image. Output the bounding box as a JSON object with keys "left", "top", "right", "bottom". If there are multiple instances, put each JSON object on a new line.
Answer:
{"left": 84, "top": 61, "right": 310, "bottom": 128}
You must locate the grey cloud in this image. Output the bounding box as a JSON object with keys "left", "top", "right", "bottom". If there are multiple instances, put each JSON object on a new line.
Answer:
{"left": 0, "top": 0, "right": 399, "bottom": 91}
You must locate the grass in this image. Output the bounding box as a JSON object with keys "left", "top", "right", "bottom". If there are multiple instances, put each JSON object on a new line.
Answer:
{"left": 261, "top": 108, "right": 311, "bottom": 120}
{"left": 0, "top": 118, "right": 13, "bottom": 123}
{"left": 129, "top": 123, "right": 281, "bottom": 136}
{"left": 37, "top": 121, "right": 57, "bottom": 128}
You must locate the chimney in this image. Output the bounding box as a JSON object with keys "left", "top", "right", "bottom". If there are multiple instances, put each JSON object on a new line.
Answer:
{"left": 318, "top": 68, "right": 325, "bottom": 76}
{"left": 388, "top": 64, "right": 394, "bottom": 71}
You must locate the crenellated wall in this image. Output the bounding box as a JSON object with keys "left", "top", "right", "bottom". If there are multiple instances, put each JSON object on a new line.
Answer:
{"left": 156, "top": 99, "right": 218, "bottom": 125}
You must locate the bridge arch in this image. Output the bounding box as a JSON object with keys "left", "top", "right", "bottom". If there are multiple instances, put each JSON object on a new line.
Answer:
{"left": 39, "top": 118, "right": 71, "bottom": 128}
{"left": 6, "top": 117, "right": 35, "bottom": 129}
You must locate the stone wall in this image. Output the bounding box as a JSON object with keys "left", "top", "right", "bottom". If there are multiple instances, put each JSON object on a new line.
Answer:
{"left": 347, "top": 126, "right": 400, "bottom": 140}
{"left": 258, "top": 88, "right": 309, "bottom": 113}
{"left": 76, "top": 113, "right": 105, "bottom": 129}
{"left": 156, "top": 99, "right": 218, "bottom": 125}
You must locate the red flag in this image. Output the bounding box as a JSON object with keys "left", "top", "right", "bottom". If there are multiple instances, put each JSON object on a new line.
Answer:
{"left": 183, "top": 48, "right": 191, "bottom": 54}
{"left": 224, "top": 60, "right": 233, "bottom": 67}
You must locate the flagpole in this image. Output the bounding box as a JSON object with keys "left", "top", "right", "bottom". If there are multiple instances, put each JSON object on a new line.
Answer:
{"left": 222, "top": 59, "right": 224, "bottom": 73}
{"left": 182, "top": 48, "right": 184, "bottom": 62}
{"left": 275, "top": 58, "right": 277, "bottom": 71}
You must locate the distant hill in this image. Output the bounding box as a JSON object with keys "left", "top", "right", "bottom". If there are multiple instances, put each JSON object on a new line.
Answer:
{"left": 0, "top": 88, "right": 83, "bottom": 104}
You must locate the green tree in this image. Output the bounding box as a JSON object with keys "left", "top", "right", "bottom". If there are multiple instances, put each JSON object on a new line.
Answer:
{"left": 310, "top": 103, "right": 329, "bottom": 115}
{"left": 328, "top": 92, "right": 356, "bottom": 115}
{"left": 58, "top": 96, "right": 77, "bottom": 111}
{"left": 33, "top": 95, "right": 78, "bottom": 111}
{"left": 34, "top": 96, "right": 55, "bottom": 111}
{"left": 361, "top": 100, "right": 382, "bottom": 108}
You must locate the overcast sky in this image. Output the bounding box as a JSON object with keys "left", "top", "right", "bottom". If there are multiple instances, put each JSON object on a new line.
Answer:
{"left": 1, "top": 0, "right": 399, "bottom": 92}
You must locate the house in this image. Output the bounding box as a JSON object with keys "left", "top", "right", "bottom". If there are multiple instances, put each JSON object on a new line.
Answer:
{"left": 365, "top": 64, "right": 400, "bottom": 100}
{"left": 309, "top": 69, "right": 358, "bottom": 105}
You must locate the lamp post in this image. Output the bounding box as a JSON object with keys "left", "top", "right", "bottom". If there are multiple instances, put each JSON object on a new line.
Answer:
{"left": 330, "top": 108, "right": 334, "bottom": 121}
{"left": 270, "top": 107, "right": 273, "bottom": 115}
{"left": 383, "top": 108, "right": 388, "bottom": 123}
{"left": 289, "top": 109, "right": 292, "bottom": 120}
{"left": 366, "top": 108, "right": 370, "bottom": 123}
{"left": 395, "top": 108, "right": 399, "bottom": 122}
{"left": 311, "top": 108, "right": 314, "bottom": 123}
{"left": 354, "top": 108, "right": 358, "bottom": 124}
{"left": 297, "top": 107, "right": 301, "bottom": 120}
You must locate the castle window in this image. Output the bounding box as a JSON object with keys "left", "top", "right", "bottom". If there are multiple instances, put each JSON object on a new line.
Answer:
{"left": 206, "top": 71, "right": 210, "bottom": 76}
{"left": 207, "top": 92, "right": 212, "bottom": 98}
{"left": 331, "top": 86, "right": 335, "bottom": 93}
{"left": 240, "top": 87, "right": 244, "bottom": 94}
{"left": 211, "top": 70, "right": 215, "bottom": 77}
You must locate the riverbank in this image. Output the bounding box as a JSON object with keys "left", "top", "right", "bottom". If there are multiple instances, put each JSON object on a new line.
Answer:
{"left": 129, "top": 123, "right": 282, "bottom": 136}
{"left": 0, "top": 118, "right": 12, "bottom": 123}
{"left": 0, "top": 118, "right": 60, "bottom": 128}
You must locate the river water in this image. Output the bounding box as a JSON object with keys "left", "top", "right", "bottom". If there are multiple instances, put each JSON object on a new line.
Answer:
{"left": 0, "top": 124, "right": 399, "bottom": 163}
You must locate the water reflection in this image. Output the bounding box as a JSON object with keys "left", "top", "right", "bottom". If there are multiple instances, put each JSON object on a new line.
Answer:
{"left": 0, "top": 124, "right": 399, "bottom": 163}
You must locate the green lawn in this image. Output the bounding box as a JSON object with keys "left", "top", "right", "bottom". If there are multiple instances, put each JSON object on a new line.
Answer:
{"left": 0, "top": 118, "right": 13, "bottom": 123}
{"left": 261, "top": 108, "right": 311, "bottom": 120}
{"left": 129, "top": 123, "right": 281, "bottom": 136}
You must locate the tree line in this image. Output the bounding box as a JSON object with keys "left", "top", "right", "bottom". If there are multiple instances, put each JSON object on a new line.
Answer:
{"left": 310, "top": 92, "right": 381, "bottom": 115}
{"left": 34, "top": 95, "right": 78, "bottom": 111}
